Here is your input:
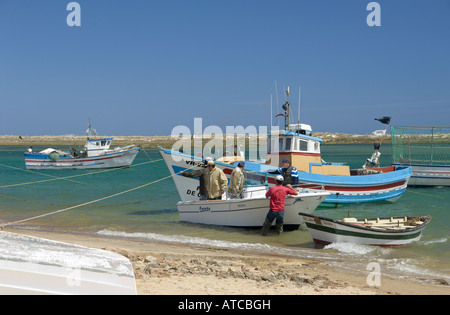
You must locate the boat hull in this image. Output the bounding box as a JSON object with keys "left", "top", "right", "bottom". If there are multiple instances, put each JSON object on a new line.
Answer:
{"left": 299, "top": 213, "right": 431, "bottom": 247}
{"left": 160, "top": 148, "right": 411, "bottom": 204}
{"left": 177, "top": 192, "right": 330, "bottom": 228}
{"left": 0, "top": 231, "right": 136, "bottom": 295}
{"left": 25, "top": 146, "right": 140, "bottom": 170}
{"left": 393, "top": 164, "right": 450, "bottom": 187}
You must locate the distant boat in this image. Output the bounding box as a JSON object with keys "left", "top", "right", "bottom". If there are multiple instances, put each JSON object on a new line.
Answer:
{"left": 24, "top": 124, "right": 140, "bottom": 170}
{"left": 299, "top": 212, "right": 431, "bottom": 247}
{"left": 0, "top": 231, "right": 137, "bottom": 294}
{"left": 177, "top": 186, "right": 330, "bottom": 229}
{"left": 391, "top": 125, "right": 450, "bottom": 186}
{"left": 372, "top": 130, "right": 386, "bottom": 136}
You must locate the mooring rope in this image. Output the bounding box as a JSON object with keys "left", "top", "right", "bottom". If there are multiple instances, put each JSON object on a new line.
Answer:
{"left": 0, "top": 159, "right": 162, "bottom": 189}
{"left": 0, "top": 162, "right": 196, "bottom": 230}
{"left": 0, "top": 163, "right": 86, "bottom": 185}
{"left": 405, "top": 190, "right": 445, "bottom": 199}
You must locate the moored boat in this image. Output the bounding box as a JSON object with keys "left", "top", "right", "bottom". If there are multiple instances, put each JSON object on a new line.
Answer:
{"left": 299, "top": 212, "right": 431, "bottom": 247}
{"left": 24, "top": 124, "right": 140, "bottom": 170}
{"left": 177, "top": 186, "right": 330, "bottom": 229}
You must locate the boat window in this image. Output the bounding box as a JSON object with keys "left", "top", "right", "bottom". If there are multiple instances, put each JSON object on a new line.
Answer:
{"left": 285, "top": 138, "right": 292, "bottom": 151}
{"left": 271, "top": 138, "right": 279, "bottom": 153}
{"left": 314, "top": 142, "right": 319, "bottom": 152}
{"left": 107, "top": 141, "right": 111, "bottom": 145}
{"left": 101, "top": 140, "right": 107, "bottom": 146}
{"left": 279, "top": 138, "right": 284, "bottom": 152}
{"left": 299, "top": 140, "right": 308, "bottom": 152}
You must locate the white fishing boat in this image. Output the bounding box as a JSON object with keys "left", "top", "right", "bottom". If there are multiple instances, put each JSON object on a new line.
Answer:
{"left": 24, "top": 123, "right": 140, "bottom": 170}
{"left": 299, "top": 212, "right": 431, "bottom": 247}
{"left": 0, "top": 231, "right": 137, "bottom": 295}
{"left": 177, "top": 186, "right": 330, "bottom": 229}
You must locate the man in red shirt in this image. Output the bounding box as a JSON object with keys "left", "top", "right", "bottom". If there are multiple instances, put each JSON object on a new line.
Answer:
{"left": 262, "top": 175, "right": 298, "bottom": 235}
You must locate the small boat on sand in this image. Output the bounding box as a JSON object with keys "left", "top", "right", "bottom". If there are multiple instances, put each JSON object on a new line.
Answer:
{"left": 24, "top": 123, "right": 140, "bottom": 170}
{"left": 299, "top": 212, "right": 431, "bottom": 247}
{"left": 177, "top": 186, "right": 330, "bottom": 229}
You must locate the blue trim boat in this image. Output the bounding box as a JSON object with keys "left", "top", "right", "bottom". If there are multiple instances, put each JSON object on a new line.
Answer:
{"left": 24, "top": 124, "right": 140, "bottom": 170}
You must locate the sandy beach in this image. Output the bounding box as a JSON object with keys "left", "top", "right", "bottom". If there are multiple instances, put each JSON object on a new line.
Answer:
{"left": 3, "top": 227, "right": 449, "bottom": 295}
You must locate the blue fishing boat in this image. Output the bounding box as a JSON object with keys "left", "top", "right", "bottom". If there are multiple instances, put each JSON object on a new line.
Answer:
{"left": 160, "top": 88, "right": 411, "bottom": 205}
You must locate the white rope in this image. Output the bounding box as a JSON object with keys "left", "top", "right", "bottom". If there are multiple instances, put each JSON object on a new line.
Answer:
{"left": 0, "top": 170, "right": 175, "bottom": 229}
{"left": 0, "top": 160, "right": 161, "bottom": 189}
{"left": 0, "top": 161, "right": 197, "bottom": 230}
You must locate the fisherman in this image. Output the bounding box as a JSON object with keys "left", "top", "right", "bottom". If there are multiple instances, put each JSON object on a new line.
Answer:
{"left": 206, "top": 160, "right": 228, "bottom": 200}
{"left": 262, "top": 175, "right": 298, "bottom": 236}
{"left": 269, "top": 158, "right": 299, "bottom": 188}
{"left": 181, "top": 158, "right": 211, "bottom": 200}
{"left": 229, "top": 161, "right": 245, "bottom": 199}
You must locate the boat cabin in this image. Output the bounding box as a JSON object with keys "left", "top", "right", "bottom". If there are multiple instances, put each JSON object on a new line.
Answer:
{"left": 266, "top": 124, "right": 350, "bottom": 176}
{"left": 85, "top": 137, "right": 114, "bottom": 157}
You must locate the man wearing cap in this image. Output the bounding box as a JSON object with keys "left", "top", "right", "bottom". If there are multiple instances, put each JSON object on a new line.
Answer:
{"left": 269, "top": 158, "right": 299, "bottom": 189}
{"left": 262, "top": 175, "right": 298, "bottom": 235}
{"left": 229, "top": 161, "right": 245, "bottom": 199}
{"left": 206, "top": 160, "right": 228, "bottom": 200}
{"left": 181, "top": 158, "right": 211, "bottom": 200}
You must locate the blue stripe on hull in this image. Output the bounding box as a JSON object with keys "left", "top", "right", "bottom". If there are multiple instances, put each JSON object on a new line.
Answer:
{"left": 321, "top": 187, "right": 406, "bottom": 204}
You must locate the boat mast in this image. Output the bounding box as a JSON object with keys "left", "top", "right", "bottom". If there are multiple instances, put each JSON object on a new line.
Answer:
{"left": 282, "top": 87, "right": 290, "bottom": 130}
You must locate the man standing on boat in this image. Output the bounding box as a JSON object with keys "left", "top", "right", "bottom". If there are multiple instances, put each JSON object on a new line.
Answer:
{"left": 229, "top": 161, "right": 245, "bottom": 199}
{"left": 269, "top": 158, "right": 299, "bottom": 188}
{"left": 181, "top": 158, "right": 211, "bottom": 200}
{"left": 262, "top": 175, "right": 298, "bottom": 235}
{"left": 206, "top": 160, "right": 228, "bottom": 200}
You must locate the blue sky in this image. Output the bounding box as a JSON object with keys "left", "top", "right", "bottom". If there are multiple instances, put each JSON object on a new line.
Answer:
{"left": 0, "top": 0, "right": 449, "bottom": 136}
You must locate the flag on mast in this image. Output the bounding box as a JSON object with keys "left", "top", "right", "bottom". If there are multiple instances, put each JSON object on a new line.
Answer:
{"left": 375, "top": 116, "right": 391, "bottom": 125}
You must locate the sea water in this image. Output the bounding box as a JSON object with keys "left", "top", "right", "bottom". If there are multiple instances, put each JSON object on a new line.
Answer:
{"left": 0, "top": 144, "right": 448, "bottom": 285}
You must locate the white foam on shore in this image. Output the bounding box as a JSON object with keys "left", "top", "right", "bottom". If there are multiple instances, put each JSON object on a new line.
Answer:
{"left": 97, "top": 229, "right": 334, "bottom": 261}
{"left": 97, "top": 229, "right": 450, "bottom": 284}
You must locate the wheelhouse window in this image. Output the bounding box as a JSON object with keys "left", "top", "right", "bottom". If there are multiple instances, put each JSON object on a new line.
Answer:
{"left": 285, "top": 138, "right": 292, "bottom": 151}
{"left": 299, "top": 140, "right": 308, "bottom": 152}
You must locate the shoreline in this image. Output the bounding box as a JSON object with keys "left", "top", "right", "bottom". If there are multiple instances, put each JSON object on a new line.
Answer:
{"left": 3, "top": 227, "right": 449, "bottom": 295}
{"left": 0, "top": 133, "right": 391, "bottom": 149}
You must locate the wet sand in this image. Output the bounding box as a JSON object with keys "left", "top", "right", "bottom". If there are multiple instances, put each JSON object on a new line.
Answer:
{"left": 3, "top": 227, "right": 449, "bottom": 295}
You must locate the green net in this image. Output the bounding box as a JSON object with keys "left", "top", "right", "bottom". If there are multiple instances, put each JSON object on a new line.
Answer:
{"left": 391, "top": 125, "right": 450, "bottom": 166}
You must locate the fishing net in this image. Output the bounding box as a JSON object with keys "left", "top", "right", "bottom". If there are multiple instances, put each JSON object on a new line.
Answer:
{"left": 391, "top": 125, "right": 450, "bottom": 166}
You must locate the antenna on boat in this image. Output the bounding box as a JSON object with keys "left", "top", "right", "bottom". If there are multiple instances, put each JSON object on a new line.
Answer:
{"left": 282, "top": 86, "right": 290, "bottom": 130}
{"left": 275, "top": 80, "right": 280, "bottom": 126}
{"left": 86, "top": 118, "right": 97, "bottom": 138}
{"left": 297, "top": 86, "right": 301, "bottom": 130}
{"left": 270, "top": 94, "right": 273, "bottom": 129}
